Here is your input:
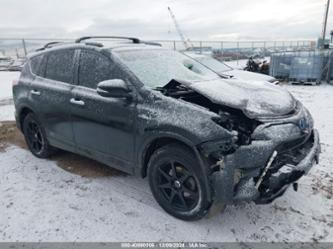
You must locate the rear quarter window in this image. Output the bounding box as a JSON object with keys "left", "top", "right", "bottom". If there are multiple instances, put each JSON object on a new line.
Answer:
{"left": 30, "top": 55, "right": 44, "bottom": 76}
{"left": 45, "top": 49, "right": 75, "bottom": 83}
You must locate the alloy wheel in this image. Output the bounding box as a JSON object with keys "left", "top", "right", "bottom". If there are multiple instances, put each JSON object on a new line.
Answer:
{"left": 157, "top": 161, "right": 199, "bottom": 212}
{"left": 26, "top": 120, "right": 44, "bottom": 154}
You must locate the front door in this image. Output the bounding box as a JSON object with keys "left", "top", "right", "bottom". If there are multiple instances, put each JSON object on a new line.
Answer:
{"left": 71, "top": 49, "right": 136, "bottom": 172}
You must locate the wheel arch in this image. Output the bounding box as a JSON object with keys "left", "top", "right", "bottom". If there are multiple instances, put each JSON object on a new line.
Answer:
{"left": 140, "top": 136, "right": 197, "bottom": 178}
{"left": 17, "top": 106, "right": 35, "bottom": 131}
{"left": 139, "top": 133, "right": 213, "bottom": 203}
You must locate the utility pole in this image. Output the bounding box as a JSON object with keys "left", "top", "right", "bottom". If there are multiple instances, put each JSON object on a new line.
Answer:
{"left": 22, "top": 39, "right": 27, "bottom": 56}
{"left": 321, "top": 0, "right": 331, "bottom": 47}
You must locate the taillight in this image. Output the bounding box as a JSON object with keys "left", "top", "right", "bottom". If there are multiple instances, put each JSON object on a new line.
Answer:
{"left": 12, "top": 79, "right": 19, "bottom": 86}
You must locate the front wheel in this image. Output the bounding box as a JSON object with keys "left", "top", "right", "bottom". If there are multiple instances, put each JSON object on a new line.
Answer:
{"left": 148, "top": 144, "right": 211, "bottom": 220}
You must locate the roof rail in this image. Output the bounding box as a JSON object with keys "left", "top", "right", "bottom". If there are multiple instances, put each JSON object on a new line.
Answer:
{"left": 85, "top": 42, "right": 104, "bottom": 47}
{"left": 75, "top": 36, "right": 141, "bottom": 44}
{"left": 35, "top": 41, "right": 64, "bottom": 52}
{"left": 141, "top": 41, "right": 162, "bottom": 47}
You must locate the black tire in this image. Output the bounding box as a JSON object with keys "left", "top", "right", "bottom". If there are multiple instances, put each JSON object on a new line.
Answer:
{"left": 22, "top": 113, "right": 56, "bottom": 158}
{"left": 148, "top": 143, "right": 211, "bottom": 221}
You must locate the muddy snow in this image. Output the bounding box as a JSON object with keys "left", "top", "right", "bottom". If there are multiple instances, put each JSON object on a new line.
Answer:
{"left": 0, "top": 72, "right": 332, "bottom": 242}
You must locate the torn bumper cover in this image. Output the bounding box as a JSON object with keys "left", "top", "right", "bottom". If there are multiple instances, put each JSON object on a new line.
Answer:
{"left": 255, "top": 129, "right": 320, "bottom": 204}
{"left": 209, "top": 129, "right": 320, "bottom": 205}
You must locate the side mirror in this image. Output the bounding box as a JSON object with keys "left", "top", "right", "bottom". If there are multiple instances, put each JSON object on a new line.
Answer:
{"left": 97, "top": 79, "right": 132, "bottom": 98}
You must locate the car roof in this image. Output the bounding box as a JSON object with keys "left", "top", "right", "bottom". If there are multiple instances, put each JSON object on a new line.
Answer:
{"left": 28, "top": 38, "right": 164, "bottom": 58}
{"left": 110, "top": 45, "right": 166, "bottom": 52}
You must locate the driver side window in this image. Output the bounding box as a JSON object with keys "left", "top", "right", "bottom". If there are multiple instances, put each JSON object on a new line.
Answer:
{"left": 78, "top": 50, "right": 111, "bottom": 89}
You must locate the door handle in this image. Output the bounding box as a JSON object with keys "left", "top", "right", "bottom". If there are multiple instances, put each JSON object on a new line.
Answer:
{"left": 70, "top": 98, "right": 85, "bottom": 106}
{"left": 31, "top": 90, "right": 41, "bottom": 96}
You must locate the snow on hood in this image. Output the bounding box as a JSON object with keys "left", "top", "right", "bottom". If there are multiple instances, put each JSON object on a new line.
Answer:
{"left": 223, "top": 69, "right": 277, "bottom": 83}
{"left": 182, "top": 78, "right": 296, "bottom": 118}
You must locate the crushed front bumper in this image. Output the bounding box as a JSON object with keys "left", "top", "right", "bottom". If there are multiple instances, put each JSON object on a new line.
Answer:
{"left": 210, "top": 129, "right": 320, "bottom": 205}
{"left": 255, "top": 129, "right": 320, "bottom": 204}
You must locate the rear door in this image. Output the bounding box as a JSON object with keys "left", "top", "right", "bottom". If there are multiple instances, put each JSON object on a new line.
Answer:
{"left": 30, "top": 49, "right": 76, "bottom": 150}
{"left": 71, "top": 49, "right": 136, "bottom": 172}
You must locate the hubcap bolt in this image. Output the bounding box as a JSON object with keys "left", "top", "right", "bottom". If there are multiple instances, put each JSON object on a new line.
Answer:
{"left": 174, "top": 180, "right": 181, "bottom": 189}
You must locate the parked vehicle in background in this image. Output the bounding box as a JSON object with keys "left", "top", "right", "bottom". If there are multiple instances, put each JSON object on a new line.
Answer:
{"left": 0, "top": 56, "right": 13, "bottom": 71}
{"left": 244, "top": 57, "right": 270, "bottom": 75}
{"left": 185, "top": 52, "right": 279, "bottom": 84}
{"left": 8, "top": 57, "right": 26, "bottom": 71}
{"left": 13, "top": 36, "right": 320, "bottom": 220}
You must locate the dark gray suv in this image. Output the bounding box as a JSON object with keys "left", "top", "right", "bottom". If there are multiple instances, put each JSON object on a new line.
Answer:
{"left": 13, "top": 36, "right": 320, "bottom": 220}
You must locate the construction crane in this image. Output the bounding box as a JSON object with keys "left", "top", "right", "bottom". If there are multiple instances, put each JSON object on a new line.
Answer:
{"left": 167, "top": 6, "right": 193, "bottom": 49}
{"left": 321, "top": 0, "right": 331, "bottom": 47}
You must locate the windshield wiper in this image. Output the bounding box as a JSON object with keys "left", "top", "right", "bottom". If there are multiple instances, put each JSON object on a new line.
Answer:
{"left": 220, "top": 73, "right": 234, "bottom": 79}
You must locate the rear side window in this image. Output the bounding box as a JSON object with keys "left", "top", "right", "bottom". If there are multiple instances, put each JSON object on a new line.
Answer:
{"left": 78, "top": 50, "right": 111, "bottom": 89}
{"left": 30, "top": 55, "right": 44, "bottom": 76}
{"left": 45, "top": 50, "right": 75, "bottom": 83}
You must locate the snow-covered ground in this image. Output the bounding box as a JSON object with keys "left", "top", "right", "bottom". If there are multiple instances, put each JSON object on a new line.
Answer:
{"left": 0, "top": 71, "right": 18, "bottom": 121}
{"left": 0, "top": 72, "right": 18, "bottom": 100}
{"left": 0, "top": 71, "right": 332, "bottom": 242}
{"left": 0, "top": 104, "right": 15, "bottom": 121}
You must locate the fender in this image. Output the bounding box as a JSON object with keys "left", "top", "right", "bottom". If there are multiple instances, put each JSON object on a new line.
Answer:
{"left": 14, "top": 102, "right": 36, "bottom": 131}
{"left": 136, "top": 129, "right": 213, "bottom": 202}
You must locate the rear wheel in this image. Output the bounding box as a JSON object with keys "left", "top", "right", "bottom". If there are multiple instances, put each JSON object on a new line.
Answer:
{"left": 148, "top": 144, "right": 210, "bottom": 220}
{"left": 23, "top": 113, "right": 56, "bottom": 158}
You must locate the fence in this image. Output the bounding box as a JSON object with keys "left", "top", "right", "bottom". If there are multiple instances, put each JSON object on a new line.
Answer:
{"left": 270, "top": 50, "right": 333, "bottom": 83}
{"left": 0, "top": 38, "right": 315, "bottom": 60}
{"left": 153, "top": 40, "right": 315, "bottom": 60}
{"left": 0, "top": 38, "right": 72, "bottom": 58}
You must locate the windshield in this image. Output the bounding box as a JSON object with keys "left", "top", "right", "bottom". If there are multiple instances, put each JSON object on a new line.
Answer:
{"left": 114, "top": 49, "right": 220, "bottom": 88}
{"left": 193, "top": 56, "right": 233, "bottom": 73}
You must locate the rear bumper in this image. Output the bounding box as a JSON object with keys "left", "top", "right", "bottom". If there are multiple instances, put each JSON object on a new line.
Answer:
{"left": 211, "top": 129, "right": 320, "bottom": 204}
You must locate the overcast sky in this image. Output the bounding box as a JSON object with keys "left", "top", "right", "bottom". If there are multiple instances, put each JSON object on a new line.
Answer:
{"left": 0, "top": 0, "right": 332, "bottom": 41}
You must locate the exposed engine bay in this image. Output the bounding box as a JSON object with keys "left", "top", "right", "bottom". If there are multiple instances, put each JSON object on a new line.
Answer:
{"left": 157, "top": 79, "right": 261, "bottom": 149}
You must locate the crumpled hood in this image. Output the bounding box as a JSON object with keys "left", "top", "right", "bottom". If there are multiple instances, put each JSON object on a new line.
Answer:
{"left": 223, "top": 69, "right": 277, "bottom": 83}
{"left": 183, "top": 78, "right": 296, "bottom": 118}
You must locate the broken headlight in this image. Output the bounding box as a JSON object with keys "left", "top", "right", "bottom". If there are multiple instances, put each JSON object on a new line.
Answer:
{"left": 212, "top": 111, "right": 258, "bottom": 146}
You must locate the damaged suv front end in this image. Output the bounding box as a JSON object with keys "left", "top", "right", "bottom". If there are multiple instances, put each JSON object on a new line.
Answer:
{"left": 152, "top": 76, "right": 320, "bottom": 207}
{"left": 201, "top": 100, "right": 320, "bottom": 205}
{"left": 114, "top": 47, "right": 320, "bottom": 218}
